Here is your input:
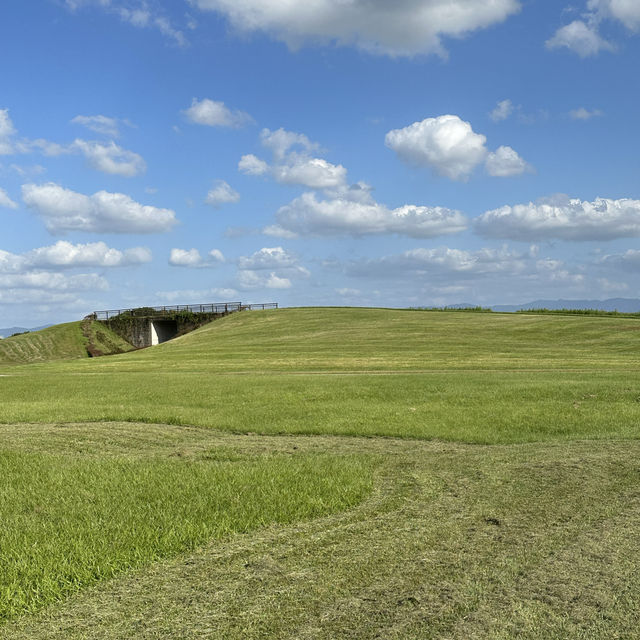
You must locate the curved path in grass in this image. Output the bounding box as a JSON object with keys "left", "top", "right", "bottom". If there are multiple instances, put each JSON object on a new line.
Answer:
{"left": 1, "top": 423, "right": 639, "bottom": 639}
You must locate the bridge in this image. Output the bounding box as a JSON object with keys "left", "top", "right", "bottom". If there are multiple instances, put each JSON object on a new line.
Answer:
{"left": 89, "top": 301, "right": 278, "bottom": 348}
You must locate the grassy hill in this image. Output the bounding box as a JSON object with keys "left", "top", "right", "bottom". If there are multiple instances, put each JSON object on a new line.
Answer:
{"left": 1, "top": 308, "right": 639, "bottom": 638}
{"left": 0, "top": 320, "right": 134, "bottom": 365}
{"left": 0, "top": 322, "right": 89, "bottom": 364}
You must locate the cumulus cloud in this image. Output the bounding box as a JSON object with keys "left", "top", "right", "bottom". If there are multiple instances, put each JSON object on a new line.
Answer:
{"left": 189, "top": 0, "right": 521, "bottom": 58}
{"left": 0, "top": 187, "right": 18, "bottom": 209}
{"left": 485, "top": 145, "right": 531, "bottom": 177}
{"left": 238, "top": 154, "right": 269, "bottom": 176}
{"left": 546, "top": 19, "right": 615, "bottom": 57}
{"left": 475, "top": 195, "right": 640, "bottom": 241}
{"left": 385, "top": 115, "right": 487, "bottom": 180}
{"left": 0, "top": 242, "right": 150, "bottom": 272}
{"left": 238, "top": 246, "right": 299, "bottom": 270}
{"left": 71, "top": 139, "right": 146, "bottom": 176}
{"left": 236, "top": 246, "right": 309, "bottom": 290}
{"left": 183, "top": 98, "right": 254, "bottom": 128}
{"left": 569, "top": 107, "right": 604, "bottom": 120}
{"left": 385, "top": 115, "right": 530, "bottom": 181}
{"left": 28, "top": 241, "right": 150, "bottom": 268}
{"left": 169, "top": 248, "right": 225, "bottom": 267}
{"left": 490, "top": 99, "right": 514, "bottom": 122}
{"left": 270, "top": 191, "right": 467, "bottom": 238}
{"left": 205, "top": 180, "right": 240, "bottom": 207}
{"left": 239, "top": 128, "right": 347, "bottom": 190}
{"left": 22, "top": 182, "right": 177, "bottom": 234}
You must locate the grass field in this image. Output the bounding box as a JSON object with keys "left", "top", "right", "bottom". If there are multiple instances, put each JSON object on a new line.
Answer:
{"left": 1, "top": 308, "right": 639, "bottom": 638}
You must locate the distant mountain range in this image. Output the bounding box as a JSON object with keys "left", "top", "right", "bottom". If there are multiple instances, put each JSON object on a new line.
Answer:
{"left": 491, "top": 298, "right": 640, "bottom": 313}
{"left": 0, "top": 325, "right": 50, "bottom": 339}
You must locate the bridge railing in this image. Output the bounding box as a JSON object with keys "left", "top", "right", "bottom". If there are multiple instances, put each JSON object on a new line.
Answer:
{"left": 92, "top": 302, "right": 277, "bottom": 321}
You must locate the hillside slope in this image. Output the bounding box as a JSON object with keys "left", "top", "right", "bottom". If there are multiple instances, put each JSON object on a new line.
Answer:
{"left": 0, "top": 320, "right": 134, "bottom": 365}
{"left": 83, "top": 306, "right": 640, "bottom": 373}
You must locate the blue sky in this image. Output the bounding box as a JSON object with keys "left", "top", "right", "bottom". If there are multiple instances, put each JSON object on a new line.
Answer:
{"left": 1, "top": 0, "right": 640, "bottom": 326}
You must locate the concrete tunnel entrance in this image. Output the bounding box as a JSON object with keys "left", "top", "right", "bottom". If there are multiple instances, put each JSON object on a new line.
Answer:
{"left": 150, "top": 319, "right": 178, "bottom": 345}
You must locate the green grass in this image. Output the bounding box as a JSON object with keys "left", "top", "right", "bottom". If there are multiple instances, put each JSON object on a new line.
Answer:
{"left": 0, "top": 322, "right": 88, "bottom": 364}
{"left": 85, "top": 320, "right": 136, "bottom": 356}
{"left": 1, "top": 307, "right": 640, "bottom": 637}
{"left": 0, "top": 423, "right": 373, "bottom": 623}
{"left": 0, "top": 320, "right": 133, "bottom": 365}
{"left": 1, "top": 309, "right": 640, "bottom": 443}
{"left": 1, "top": 428, "right": 638, "bottom": 639}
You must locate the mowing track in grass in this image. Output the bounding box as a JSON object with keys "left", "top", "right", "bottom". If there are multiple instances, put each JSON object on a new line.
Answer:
{"left": 1, "top": 424, "right": 638, "bottom": 639}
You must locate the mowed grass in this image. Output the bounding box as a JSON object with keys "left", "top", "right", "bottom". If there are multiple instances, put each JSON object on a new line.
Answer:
{"left": 0, "top": 322, "right": 87, "bottom": 364}
{"left": 1, "top": 426, "right": 639, "bottom": 639}
{"left": 0, "top": 320, "right": 131, "bottom": 365}
{"left": 1, "top": 309, "right": 640, "bottom": 443}
{"left": 0, "top": 423, "right": 373, "bottom": 623}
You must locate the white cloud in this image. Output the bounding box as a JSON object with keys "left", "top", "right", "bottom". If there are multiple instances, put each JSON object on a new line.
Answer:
{"left": 260, "top": 128, "right": 318, "bottom": 160}
{"left": 237, "top": 270, "right": 292, "bottom": 290}
{"left": 71, "top": 139, "right": 146, "bottom": 177}
{"left": 0, "top": 271, "right": 108, "bottom": 292}
{"left": 238, "top": 246, "right": 299, "bottom": 270}
{"left": 490, "top": 99, "right": 514, "bottom": 122}
{"left": 271, "top": 157, "right": 347, "bottom": 189}
{"left": 0, "top": 187, "right": 18, "bottom": 209}
{"left": 25, "top": 241, "right": 151, "bottom": 269}
{"left": 546, "top": 20, "right": 615, "bottom": 57}
{"left": 1, "top": 110, "right": 145, "bottom": 176}
{"left": 237, "top": 246, "right": 309, "bottom": 290}
{"left": 0, "top": 242, "right": 150, "bottom": 272}
{"left": 169, "top": 247, "right": 225, "bottom": 268}
{"left": 71, "top": 115, "right": 122, "bottom": 137}
{"left": 240, "top": 128, "right": 347, "bottom": 190}
{"left": 588, "top": 0, "right": 640, "bottom": 31}
{"left": 64, "top": 0, "right": 187, "bottom": 45}
{"left": 385, "top": 115, "right": 488, "bottom": 180}
{"left": 386, "top": 116, "right": 532, "bottom": 181}
{"left": 346, "top": 246, "right": 527, "bottom": 278}
{"left": 189, "top": 0, "right": 521, "bottom": 58}
{"left": 169, "top": 248, "right": 203, "bottom": 267}
{"left": 209, "top": 249, "right": 225, "bottom": 263}
{"left": 205, "top": 180, "right": 240, "bottom": 207}
{"left": 183, "top": 98, "right": 253, "bottom": 128}
{"left": 569, "top": 107, "right": 604, "bottom": 120}
{"left": 238, "top": 154, "right": 269, "bottom": 176}
{"left": 22, "top": 182, "right": 177, "bottom": 234}
{"left": 598, "top": 249, "right": 640, "bottom": 271}
{"left": 271, "top": 191, "right": 467, "bottom": 238}
{"left": 485, "top": 145, "right": 531, "bottom": 177}
{"left": 0, "top": 109, "right": 17, "bottom": 155}
{"left": 475, "top": 196, "right": 640, "bottom": 241}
